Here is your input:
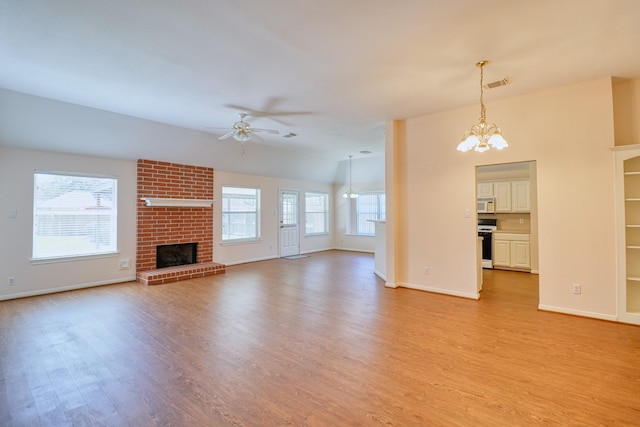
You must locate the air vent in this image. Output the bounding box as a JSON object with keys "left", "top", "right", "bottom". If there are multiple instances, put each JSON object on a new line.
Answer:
{"left": 483, "top": 77, "right": 510, "bottom": 89}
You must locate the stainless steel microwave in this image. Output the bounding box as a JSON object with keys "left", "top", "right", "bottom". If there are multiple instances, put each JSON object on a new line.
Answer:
{"left": 477, "top": 197, "right": 495, "bottom": 213}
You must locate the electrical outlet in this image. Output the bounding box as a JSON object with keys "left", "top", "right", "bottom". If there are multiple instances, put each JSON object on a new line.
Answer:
{"left": 118, "top": 258, "right": 130, "bottom": 269}
{"left": 8, "top": 277, "right": 15, "bottom": 286}
{"left": 572, "top": 283, "right": 581, "bottom": 294}
{"left": 424, "top": 267, "right": 430, "bottom": 275}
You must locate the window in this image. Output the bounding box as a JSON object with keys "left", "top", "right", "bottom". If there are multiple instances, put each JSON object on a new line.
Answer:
{"left": 33, "top": 172, "right": 117, "bottom": 260}
{"left": 222, "top": 186, "right": 260, "bottom": 242}
{"left": 305, "top": 192, "right": 328, "bottom": 235}
{"left": 356, "top": 192, "right": 386, "bottom": 235}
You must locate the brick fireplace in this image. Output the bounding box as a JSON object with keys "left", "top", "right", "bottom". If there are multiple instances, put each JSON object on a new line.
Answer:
{"left": 136, "top": 159, "right": 224, "bottom": 285}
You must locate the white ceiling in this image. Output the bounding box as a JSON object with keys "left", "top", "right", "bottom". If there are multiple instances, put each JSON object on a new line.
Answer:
{"left": 1, "top": 0, "right": 640, "bottom": 181}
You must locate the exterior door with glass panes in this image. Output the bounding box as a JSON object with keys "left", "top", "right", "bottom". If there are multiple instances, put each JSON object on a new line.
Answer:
{"left": 280, "top": 189, "right": 300, "bottom": 257}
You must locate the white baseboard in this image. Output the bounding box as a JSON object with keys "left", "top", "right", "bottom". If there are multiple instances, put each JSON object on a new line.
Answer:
{"left": 374, "top": 270, "right": 387, "bottom": 281}
{"left": 0, "top": 276, "right": 137, "bottom": 301}
{"left": 222, "top": 255, "right": 279, "bottom": 266}
{"left": 397, "top": 282, "right": 480, "bottom": 300}
{"left": 300, "top": 248, "right": 334, "bottom": 255}
{"left": 385, "top": 281, "right": 398, "bottom": 288}
{"left": 538, "top": 304, "right": 618, "bottom": 322}
{"left": 332, "top": 247, "right": 375, "bottom": 254}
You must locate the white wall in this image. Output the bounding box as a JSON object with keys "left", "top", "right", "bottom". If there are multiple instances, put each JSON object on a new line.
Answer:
{"left": 388, "top": 78, "right": 618, "bottom": 319}
{"left": 0, "top": 147, "right": 137, "bottom": 300}
{"left": 213, "top": 170, "right": 334, "bottom": 265}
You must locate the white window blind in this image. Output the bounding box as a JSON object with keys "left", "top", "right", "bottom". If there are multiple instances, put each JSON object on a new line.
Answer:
{"left": 33, "top": 172, "right": 118, "bottom": 260}
{"left": 356, "top": 192, "right": 386, "bottom": 235}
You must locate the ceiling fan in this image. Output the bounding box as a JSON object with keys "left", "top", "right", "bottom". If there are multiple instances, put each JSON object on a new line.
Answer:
{"left": 207, "top": 113, "right": 279, "bottom": 143}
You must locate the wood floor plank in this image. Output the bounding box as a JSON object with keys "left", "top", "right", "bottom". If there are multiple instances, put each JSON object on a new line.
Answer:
{"left": 1, "top": 250, "right": 639, "bottom": 426}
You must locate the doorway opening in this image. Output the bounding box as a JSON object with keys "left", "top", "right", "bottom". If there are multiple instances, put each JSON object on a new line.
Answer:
{"left": 476, "top": 161, "right": 539, "bottom": 304}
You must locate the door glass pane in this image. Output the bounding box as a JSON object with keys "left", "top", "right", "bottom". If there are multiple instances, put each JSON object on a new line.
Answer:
{"left": 282, "top": 193, "right": 298, "bottom": 225}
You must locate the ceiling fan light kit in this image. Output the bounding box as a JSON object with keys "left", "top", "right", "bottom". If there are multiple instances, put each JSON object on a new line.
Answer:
{"left": 457, "top": 60, "right": 509, "bottom": 153}
{"left": 211, "top": 113, "right": 279, "bottom": 143}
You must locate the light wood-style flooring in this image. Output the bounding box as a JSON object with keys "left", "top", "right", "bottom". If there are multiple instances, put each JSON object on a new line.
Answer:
{"left": 1, "top": 250, "right": 639, "bottom": 426}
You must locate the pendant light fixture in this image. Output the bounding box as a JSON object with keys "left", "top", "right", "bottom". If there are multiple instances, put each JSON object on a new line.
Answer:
{"left": 457, "top": 60, "right": 509, "bottom": 152}
{"left": 342, "top": 155, "right": 359, "bottom": 199}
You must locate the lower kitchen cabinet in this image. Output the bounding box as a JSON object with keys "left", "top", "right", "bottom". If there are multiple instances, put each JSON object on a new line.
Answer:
{"left": 493, "top": 233, "right": 531, "bottom": 270}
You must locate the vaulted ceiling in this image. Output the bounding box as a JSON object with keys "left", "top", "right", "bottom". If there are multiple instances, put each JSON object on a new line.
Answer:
{"left": 1, "top": 0, "right": 640, "bottom": 183}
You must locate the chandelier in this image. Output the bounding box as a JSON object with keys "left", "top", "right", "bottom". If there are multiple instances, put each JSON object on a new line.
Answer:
{"left": 457, "top": 60, "right": 508, "bottom": 152}
{"left": 342, "top": 155, "right": 359, "bottom": 199}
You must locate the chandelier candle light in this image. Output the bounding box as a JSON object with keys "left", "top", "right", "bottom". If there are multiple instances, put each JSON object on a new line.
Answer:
{"left": 342, "top": 155, "right": 359, "bottom": 199}
{"left": 457, "top": 60, "right": 509, "bottom": 152}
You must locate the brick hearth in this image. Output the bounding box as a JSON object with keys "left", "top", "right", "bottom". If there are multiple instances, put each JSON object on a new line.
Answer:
{"left": 137, "top": 262, "right": 225, "bottom": 285}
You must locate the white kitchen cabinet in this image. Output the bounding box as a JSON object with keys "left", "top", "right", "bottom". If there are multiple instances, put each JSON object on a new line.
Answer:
{"left": 482, "top": 180, "right": 530, "bottom": 213}
{"left": 511, "top": 180, "right": 530, "bottom": 212}
{"left": 510, "top": 240, "right": 531, "bottom": 269}
{"left": 493, "top": 240, "right": 511, "bottom": 267}
{"left": 493, "top": 233, "right": 531, "bottom": 270}
{"left": 477, "top": 182, "right": 494, "bottom": 198}
{"left": 494, "top": 181, "right": 512, "bottom": 212}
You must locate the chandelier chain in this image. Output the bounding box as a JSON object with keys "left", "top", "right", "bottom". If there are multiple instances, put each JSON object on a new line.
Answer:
{"left": 479, "top": 62, "right": 486, "bottom": 122}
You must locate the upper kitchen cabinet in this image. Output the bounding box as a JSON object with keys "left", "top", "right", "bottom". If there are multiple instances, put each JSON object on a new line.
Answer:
{"left": 481, "top": 180, "right": 530, "bottom": 213}
{"left": 511, "top": 180, "right": 531, "bottom": 212}
{"left": 477, "top": 182, "right": 494, "bottom": 198}
{"left": 494, "top": 181, "right": 511, "bottom": 212}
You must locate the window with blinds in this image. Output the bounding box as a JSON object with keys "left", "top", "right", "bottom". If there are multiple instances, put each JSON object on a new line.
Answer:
{"left": 33, "top": 172, "right": 118, "bottom": 260}
{"left": 356, "top": 192, "right": 386, "bottom": 235}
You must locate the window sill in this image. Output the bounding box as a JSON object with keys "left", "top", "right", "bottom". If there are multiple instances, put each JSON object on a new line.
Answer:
{"left": 305, "top": 233, "right": 329, "bottom": 238}
{"left": 31, "top": 251, "right": 120, "bottom": 265}
{"left": 220, "top": 238, "right": 261, "bottom": 247}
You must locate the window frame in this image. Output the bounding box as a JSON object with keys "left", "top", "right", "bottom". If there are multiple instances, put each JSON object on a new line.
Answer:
{"left": 221, "top": 185, "right": 261, "bottom": 243}
{"left": 304, "top": 191, "right": 329, "bottom": 236}
{"left": 32, "top": 170, "right": 118, "bottom": 262}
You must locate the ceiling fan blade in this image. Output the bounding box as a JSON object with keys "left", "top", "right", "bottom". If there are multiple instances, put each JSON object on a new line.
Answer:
{"left": 248, "top": 133, "right": 263, "bottom": 143}
{"left": 218, "top": 131, "right": 235, "bottom": 140}
{"left": 252, "top": 128, "right": 279, "bottom": 135}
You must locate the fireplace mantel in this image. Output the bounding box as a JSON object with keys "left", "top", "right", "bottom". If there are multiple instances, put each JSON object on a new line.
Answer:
{"left": 140, "top": 198, "right": 215, "bottom": 208}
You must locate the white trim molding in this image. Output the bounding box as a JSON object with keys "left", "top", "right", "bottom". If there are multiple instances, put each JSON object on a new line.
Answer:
{"left": 538, "top": 304, "right": 618, "bottom": 322}
{"left": 397, "top": 282, "right": 480, "bottom": 300}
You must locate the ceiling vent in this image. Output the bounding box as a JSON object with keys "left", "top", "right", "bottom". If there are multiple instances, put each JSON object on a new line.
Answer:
{"left": 283, "top": 132, "right": 297, "bottom": 138}
{"left": 483, "top": 77, "right": 511, "bottom": 89}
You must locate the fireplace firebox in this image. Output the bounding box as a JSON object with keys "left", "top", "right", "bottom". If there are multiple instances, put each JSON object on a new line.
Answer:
{"left": 156, "top": 243, "right": 197, "bottom": 269}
